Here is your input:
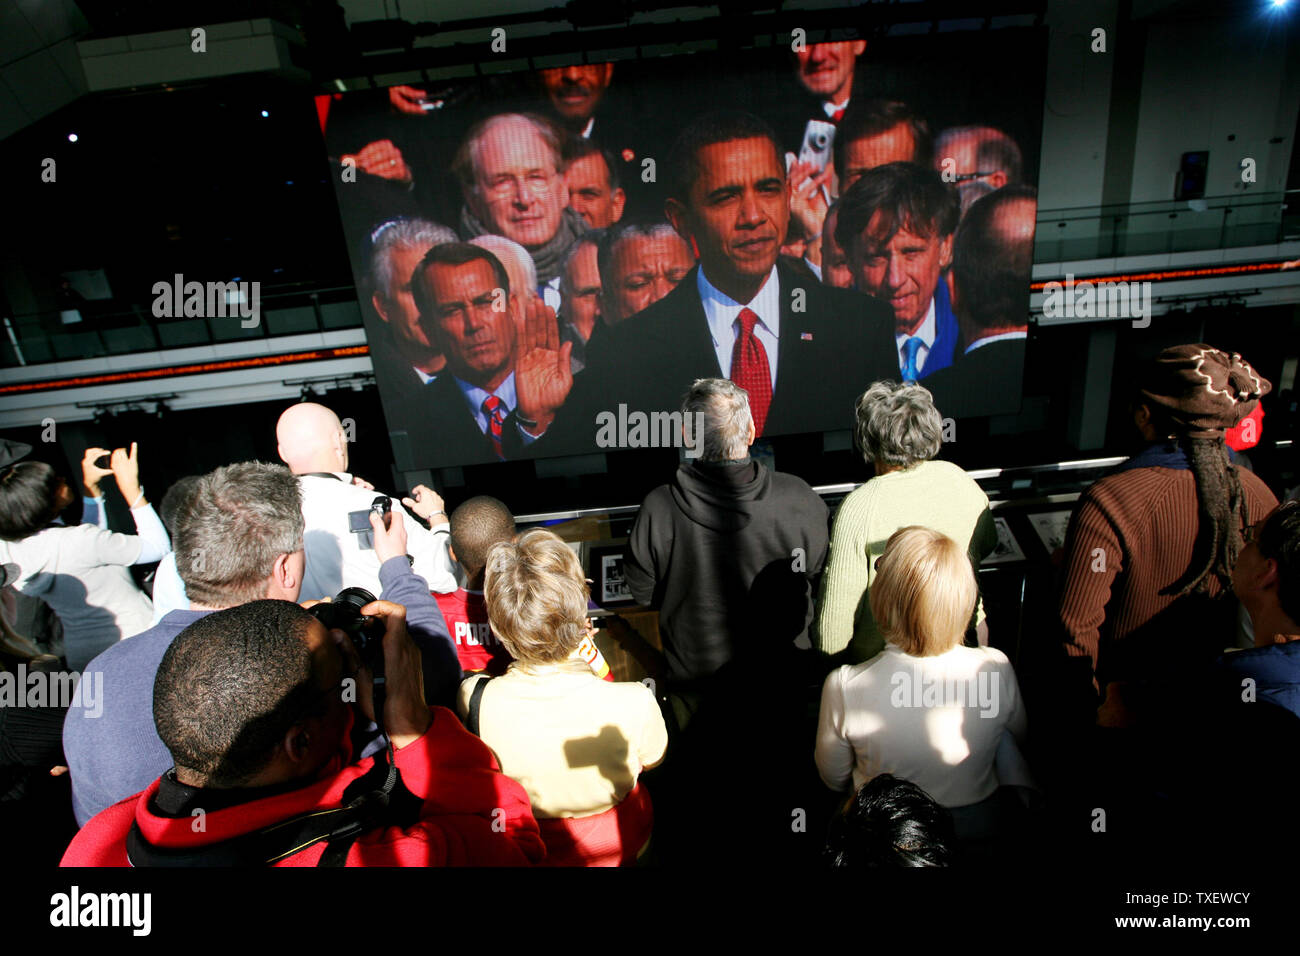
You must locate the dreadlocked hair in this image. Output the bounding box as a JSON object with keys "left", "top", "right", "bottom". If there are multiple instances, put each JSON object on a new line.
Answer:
{"left": 1162, "top": 436, "right": 1247, "bottom": 599}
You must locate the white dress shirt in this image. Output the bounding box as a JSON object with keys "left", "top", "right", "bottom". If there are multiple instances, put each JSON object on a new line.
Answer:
{"left": 453, "top": 371, "right": 539, "bottom": 448}
{"left": 149, "top": 551, "right": 188, "bottom": 626}
{"left": 540, "top": 276, "right": 563, "bottom": 317}
{"left": 456, "top": 371, "right": 519, "bottom": 435}
{"left": 297, "top": 472, "right": 457, "bottom": 602}
{"left": 413, "top": 366, "right": 436, "bottom": 385}
{"left": 698, "top": 265, "right": 781, "bottom": 391}
{"left": 893, "top": 295, "right": 937, "bottom": 376}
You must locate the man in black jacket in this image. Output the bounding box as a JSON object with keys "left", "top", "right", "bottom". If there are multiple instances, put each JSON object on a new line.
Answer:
{"left": 624, "top": 377, "right": 829, "bottom": 686}
{"left": 623, "top": 377, "right": 832, "bottom": 865}
{"left": 921, "top": 185, "right": 1036, "bottom": 420}
{"left": 515, "top": 110, "right": 897, "bottom": 458}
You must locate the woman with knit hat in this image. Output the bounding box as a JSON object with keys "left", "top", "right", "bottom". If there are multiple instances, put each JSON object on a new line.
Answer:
{"left": 1055, "top": 345, "right": 1278, "bottom": 715}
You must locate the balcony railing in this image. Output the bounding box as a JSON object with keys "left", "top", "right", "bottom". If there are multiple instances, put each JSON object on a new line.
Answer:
{"left": 0, "top": 283, "right": 363, "bottom": 370}
{"left": 1034, "top": 189, "right": 1297, "bottom": 263}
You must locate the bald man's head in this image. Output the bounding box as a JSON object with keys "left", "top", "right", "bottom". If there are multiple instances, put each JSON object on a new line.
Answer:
{"left": 951, "top": 185, "right": 1037, "bottom": 340}
{"left": 276, "top": 403, "right": 349, "bottom": 475}
{"left": 933, "top": 126, "right": 1022, "bottom": 191}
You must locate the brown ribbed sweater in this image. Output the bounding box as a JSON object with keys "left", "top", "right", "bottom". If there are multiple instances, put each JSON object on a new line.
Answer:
{"left": 1058, "top": 464, "right": 1277, "bottom": 688}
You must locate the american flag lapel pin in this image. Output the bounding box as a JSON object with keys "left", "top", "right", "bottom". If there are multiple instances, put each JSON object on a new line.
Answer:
{"left": 801, "top": 332, "right": 814, "bottom": 341}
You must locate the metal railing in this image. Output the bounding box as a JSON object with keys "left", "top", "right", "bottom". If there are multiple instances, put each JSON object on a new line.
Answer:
{"left": 1034, "top": 189, "right": 1297, "bottom": 263}
{"left": 0, "top": 283, "right": 364, "bottom": 370}
{"left": 514, "top": 455, "right": 1126, "bottom": 527}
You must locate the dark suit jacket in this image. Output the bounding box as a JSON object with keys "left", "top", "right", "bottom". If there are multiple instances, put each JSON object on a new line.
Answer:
{"left": 398, "top": 369, "right": 531, "bottom": 469}
{"left": 532, "top": 262, "right": 898, "bottom": 456}
{"left": 370, "top": 330, "right": 443, "bottom": 472}
{"left": 921, "top": 337, "right": 1027, "bottom": 420}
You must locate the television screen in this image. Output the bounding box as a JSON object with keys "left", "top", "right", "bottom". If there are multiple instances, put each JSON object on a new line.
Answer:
{"left": 319, "top": 27, "right": 1047, "bottom": 471}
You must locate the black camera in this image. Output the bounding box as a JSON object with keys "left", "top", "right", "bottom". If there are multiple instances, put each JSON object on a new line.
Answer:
{"left": 309, "top": 587, "right": 386, "bottom": 661}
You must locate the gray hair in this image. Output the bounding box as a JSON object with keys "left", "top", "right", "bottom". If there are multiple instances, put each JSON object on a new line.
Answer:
{"left": 469, "top": 235, "right": 537, "bottom": 297}
{"left": 369, "top": 218, "right": 459, "bottom": 298}
{"left": 559, "top": 229, "right": 604, "bottom": 297}
{"left": 854, "top": 381, "right": 943, "bottom": 469}
{"left": 682, "top": 378, "right": 753, "bottom": 462}
{"left": 596, "top": 221, "right": 682, "bottom": 291}
{"left": 175, "top": 462, "right": 304, "bottom": 608}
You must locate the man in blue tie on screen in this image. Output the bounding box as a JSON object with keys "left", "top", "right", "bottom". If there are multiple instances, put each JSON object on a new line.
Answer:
{"left": 837, "top": 161, "right": 961, "bottom": 383}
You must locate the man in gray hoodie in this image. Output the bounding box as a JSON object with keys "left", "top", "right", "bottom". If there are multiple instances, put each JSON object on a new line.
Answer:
{"left": 624, "top": 377, "right": 828, "bottom": 697}
{"left": 624, "top": 377, "right": 830, "bottom": 864}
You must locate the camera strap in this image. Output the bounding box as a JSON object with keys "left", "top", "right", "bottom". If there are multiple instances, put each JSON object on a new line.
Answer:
{"left": 127, "top": 650, "right": 419, "bottom": 868}
{"left": 465, "top": 675, "right": 492, "bottom": 738}
{"left": 125, "top": 754, "right": 423, "bottom": 867}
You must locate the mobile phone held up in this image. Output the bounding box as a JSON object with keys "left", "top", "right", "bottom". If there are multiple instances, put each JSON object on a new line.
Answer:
{"left": 347, "top": 496, "right": 392, "bottom": 548}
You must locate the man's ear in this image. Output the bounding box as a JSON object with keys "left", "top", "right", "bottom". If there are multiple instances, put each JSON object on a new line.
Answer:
{"left": 271, "top": 551, "right": 297, "bottom": 595}
{"left": 665, "top": 198, "right": 691, "bottom": 247}
{"left": 371, "top": 290, "right": 391, "bottom": 324}
{"left": 600, "top": 62, "right": 614, "bottom": 87}
{"left": 989, "top": 171, "right": 1008, "bottom": 191}
{"left": 282, "top": 722, "right": 313, "bottom": 765}
{"left": 746, "top": 419, "right": 757, "bottom": 447}
{"left": 851, "top": 40, "right": 866, "bottom": 58}
{"left": 611, "top": 188, "right": 626, "bottom": 224}
{"left": 939, "top": 232, "right": 955, "bottom": 272}
{"left": 1260, "top": 556, "right": 1281, "bottom": 594}
{"left": 447, "top": 543, "right": 459, "bottom": 565}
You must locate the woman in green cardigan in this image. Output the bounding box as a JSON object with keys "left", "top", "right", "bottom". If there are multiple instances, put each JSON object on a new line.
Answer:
{"left": 815, "top": 380, "right": 997, "bottom": 663}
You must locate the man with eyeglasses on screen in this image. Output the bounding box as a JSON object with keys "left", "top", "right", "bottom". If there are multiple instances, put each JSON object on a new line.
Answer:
{"left": 451, "top": 112, "right": 588, "bottom": 318}
{"left": 932, "top": 126, "right": 1023, "bottom": 217}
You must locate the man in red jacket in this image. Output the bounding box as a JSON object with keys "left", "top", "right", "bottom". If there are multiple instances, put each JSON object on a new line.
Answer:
{"left": 62, "top": 597, "right": 545, "bottom": 866}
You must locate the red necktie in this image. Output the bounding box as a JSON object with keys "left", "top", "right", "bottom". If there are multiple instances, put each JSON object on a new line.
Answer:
{"left": 481, "top": 395, "right": 506, "bottom": 459}
{"left": 730, "top": 307, "right": 773, "bottom": 437}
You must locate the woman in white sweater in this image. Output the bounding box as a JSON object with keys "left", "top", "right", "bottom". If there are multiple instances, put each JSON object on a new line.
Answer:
{"left": 815, "top": 381, "right": 997, "bottom": 664}
{"left": 0, "top": 444, "right": 169, "bottom": 670}
{"left": 815, "top": 526, "right": 1027, "bottom": 841}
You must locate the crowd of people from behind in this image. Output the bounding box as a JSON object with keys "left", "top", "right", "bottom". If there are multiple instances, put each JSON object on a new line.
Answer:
{"left": 0, "top": 40, "right": 1293, "bottom": 870}
{"left": 1, "top": 337, "right": 1296, "bottom": 868}
{"left": 342, "top": 40, "right": 1038, "bottom": 469}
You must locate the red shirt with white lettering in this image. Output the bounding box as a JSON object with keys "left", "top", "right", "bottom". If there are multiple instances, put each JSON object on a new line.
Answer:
{"left": 435, "top": 589, "right": 511, "bottom": 675}
{"left": 434, "top": 589, "right": 616, "bottom": 681}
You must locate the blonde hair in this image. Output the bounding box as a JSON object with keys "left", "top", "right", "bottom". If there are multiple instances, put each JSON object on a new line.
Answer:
{"left": 869, "top": 526, "right": 977, "bottom": 656}
{"left": 483, "top": 528, "right": 589, "bottom": 665}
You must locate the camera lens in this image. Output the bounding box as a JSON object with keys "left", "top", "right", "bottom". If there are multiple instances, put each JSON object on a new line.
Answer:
{"left": 334, "top": 587, "right": 377, "bottom": 611}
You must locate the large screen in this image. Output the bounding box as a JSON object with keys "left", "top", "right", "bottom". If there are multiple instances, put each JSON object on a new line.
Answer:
{"left": 320, "top": 28, "right": 1046, "bottom": 471}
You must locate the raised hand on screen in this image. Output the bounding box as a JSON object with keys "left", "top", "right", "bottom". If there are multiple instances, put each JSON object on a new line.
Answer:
{"left": 388, "top": 85, "right": 430, "bottom": 116}
{"left": 787, "top": 159, "right": 833, "bottom": 250}
{"left": 339, "top": 139, "right": 413, "bottom": 184}
{"left": 514, "top": 295, "right": 573, "bottom": 437}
